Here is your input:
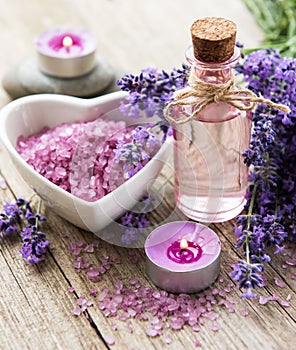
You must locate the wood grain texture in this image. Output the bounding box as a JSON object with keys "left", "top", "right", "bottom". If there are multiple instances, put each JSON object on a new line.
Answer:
{"left": 0, "top": 1, "right": 294, "bottom": 350}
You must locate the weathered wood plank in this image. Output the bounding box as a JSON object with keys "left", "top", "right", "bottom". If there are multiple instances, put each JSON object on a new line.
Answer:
{"left": 0, "top": 1, "right": 294, "bottom": 350}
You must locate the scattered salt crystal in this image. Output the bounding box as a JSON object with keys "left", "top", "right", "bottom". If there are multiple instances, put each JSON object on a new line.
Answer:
{"left": 195, "top": 340, "right": 201, "bottom": 347}
{"left": 259, "top": 296, "right": 271, "bottom": 305}
{"left": 285, "top": 258, "right": 296, "bottom": 266}
{"left": 104, "top": 335, "right": 115, "bottom": 345}
{"left": 163, "top": 335, "right": 172, "bottom": 344}
{"left": 146, "top": 328, "right": 158, "bottom": 337}
{"left": 219, "top": 277, "right": 224, "bottom": 283}
{"left": 129, "top": 278, "right": 139, "bottom": 285}
{"left": 274, "top": 277, "right": 285, "bottom": 288}
{"left": 286, "top": 294, "right": 291, "bottom": 301}
{"left": 86, "top": 268, "right": 101, "bottom": 282}
{"left": 72, "top": 307, "right": 81, "bottom": 316}
{"left": 111, "top": 324, "right": 117, "bottom": 331}
{"left": 280, "top": 300, "right": 290, "bottom": 307}
{"left": 192, "top": 325, "right": 201, "bottom": 332}
{"left": 126, "top": 327, "right": 133, "bottom": 333}
{"left": 68, "top": 286, "right": 75, "bottom": 293}
{"left": 242, "top": 310, "right": 249, "bottom": 317}
{"left": 89, "top": 289, "right": 98, "bottom": 297}
{"left": 211, "top": 288, "right": 219, "bottom": 295}
{"left": 224, "top": 284, "right": 233, "bottom": 293}
{"left": 114, "top": 280, "right": 123, "bottom": 291}
{"left": 211, "top": 320, "right": 219, "bottom": 332}
{"left": 0, "top": 177, "right": 6, "bottom": 189}
{"left": 84, "top": 244, "right": 95, "bottom": 253}
{"left": 170, "top": 317, "right": 184, "bottom": 330}
{"left": 98, "top": 288, "right": 109, "bottom": 302}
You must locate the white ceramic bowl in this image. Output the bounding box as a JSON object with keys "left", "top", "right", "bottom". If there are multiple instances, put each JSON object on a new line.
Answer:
{"left": 0, "top": 91, "right": 171, "bottom": 233}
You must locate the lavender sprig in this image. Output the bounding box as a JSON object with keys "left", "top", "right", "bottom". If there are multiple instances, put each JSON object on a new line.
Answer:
{"left": 113, "top": 126, "right": 160, "bottom": 179}
{"left": 232, "top": 48, "right": 296, "bottom": 297}
{"left": 0, "top": 197, "right": 50, "bottom": 263}
{"left": 117, "top": 66, "right": 189, "bottom": 140}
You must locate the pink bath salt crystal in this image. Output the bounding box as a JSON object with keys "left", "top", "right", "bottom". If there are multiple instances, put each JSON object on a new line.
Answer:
{"left": 219, "top": 277, "right": 224, "bottom": 283}
{"left": 163, "top": 335, "right": 172, "bottom": 344}
{"left": 150, "top": 317, "right": 160, "bottom": 325}
{"left": 280, "top": 300, "right": 290, "bottom": 307}
{"left": 104, "top": 335, "right": 115, "bottom": 345}
{"left": 77, "top": 296, "right": 88, "bottom": 306}
{"left": 72, "top": 307, "right": 81, "bottom": 316}
{"left": 211, "top": 288, "right": 220, "bottom": 295}
{"left": 192, "top": 325, "right": 201, "bottom": 332}
{"left": 259, "top": 296, "right": 270, "bottom": 305}
{"left": 242, "top": 310, "right": 249, "bottom": 317}
{"left": 84, "top": 244, "right": 95, "bottom": 253}
{"left": 286, "top": 294, "right": 291, "bottom": 301}
{"left": 114, "top": 280, "right": 123, "bottom": 291}
{"left": 89, "top": 289, "right": 98, "bottom": 297}
{"left": 111, "top": 324, "right": 117, "bottom": 331}
{"left": 218, "top": 290, "right": 226, "bottom": 298}
{"left": 129, "top": 278, "right": 139, "bottom": 285}
{"left": 86, "top": 268, "right": 101, "bottom": 282}
{"left": 211, "top": 320, "right": 219, "bottom": 332}
{"left": 195, "top": 340, "right": 201, "bottom": 347}
{"left": 68, "top": 286, "right": 75, "bottom": 293}
{"left": 274, "top": 277, "right": 285, "bottom": 288}
{"left": 98, "top": 288, "right": 109, "bottom": 302}
{"left": 285, "top": 258, "right": 296, "bottom": 266}
{"left": 224, "top": 284, "right": 233, "bottom": 293}
{"left": 146, "top": 328, "right": 158, "bottom": 337}
{"left": 170, "top": 317, "right": 184, "bottom": 330}
{"left": 0, "top": 177, "right": 6, "bottom": 189}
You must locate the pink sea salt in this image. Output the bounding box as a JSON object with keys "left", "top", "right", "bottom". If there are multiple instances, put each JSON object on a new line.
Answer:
{"left": 16, "top": 118, "right": 160, "bottom": 202}
{"left": 274, "top": 277, "right": 285, "bottom": 288}
{"left": 104, "top": 335, "right": 115, "bottom": 345}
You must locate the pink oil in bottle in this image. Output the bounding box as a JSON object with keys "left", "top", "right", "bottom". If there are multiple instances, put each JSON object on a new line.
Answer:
{"left": 173, "top": 46, "right": 252, "bottom": 223}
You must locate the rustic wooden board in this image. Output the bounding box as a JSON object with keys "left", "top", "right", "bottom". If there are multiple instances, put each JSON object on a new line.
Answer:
{"left": 0, "top": 1, "right": 294, "bottom": 350}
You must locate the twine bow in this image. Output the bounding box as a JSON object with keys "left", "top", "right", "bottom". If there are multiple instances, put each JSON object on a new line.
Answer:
{"left": 164, "top": 69, "right": 291, "bottom": 125}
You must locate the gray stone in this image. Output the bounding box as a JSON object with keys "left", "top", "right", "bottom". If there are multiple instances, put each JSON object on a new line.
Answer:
{"left": 2, "top": 55, "right": 122, "bottom": 100}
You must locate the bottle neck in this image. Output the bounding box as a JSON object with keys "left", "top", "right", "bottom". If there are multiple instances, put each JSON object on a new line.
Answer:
{"left": 185, "top": 46, "right": 241, "bottom": 84}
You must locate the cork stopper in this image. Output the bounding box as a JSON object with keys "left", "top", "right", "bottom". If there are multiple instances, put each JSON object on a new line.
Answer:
{"left": 190, "top": 17, "right": 237, "bottom": 63}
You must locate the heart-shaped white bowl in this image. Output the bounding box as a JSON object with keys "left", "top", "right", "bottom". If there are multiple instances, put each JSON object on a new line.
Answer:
{"left": 0, "top": 91, "right": 171, "bottom": 233}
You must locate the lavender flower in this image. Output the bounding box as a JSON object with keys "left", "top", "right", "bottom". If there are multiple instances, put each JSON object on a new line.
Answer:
{"left": 117, "top": 66, "right": 189, "bottom": 140}
{"left": 0, "top": 197, "right": 50, "bottom": 263}
{"left": 119, "top": 196, "right": 155, "bottom": 246}
{"left": 20, "top": 225, "right": 50, "bottom": 264}
{"left": 231, "top": 48, "right": 296, "bottom": 297}
{"left": 0, "top": 203, "right": 22, "bottom": 236}
{"left": 230, "top": 259, "right": 264, "bottom": 298}
{"left": 114, "top": 126, "right": 160, "bottom": 179}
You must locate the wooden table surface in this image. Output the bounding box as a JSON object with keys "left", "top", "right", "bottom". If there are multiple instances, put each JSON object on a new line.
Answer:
{"left": 0, "top": 1, "right": 295, "bottom": 349}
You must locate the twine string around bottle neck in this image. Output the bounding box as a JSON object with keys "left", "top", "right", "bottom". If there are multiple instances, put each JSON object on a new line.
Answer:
{"left": 164, "top": 68, "right": 291, "bottom": 125}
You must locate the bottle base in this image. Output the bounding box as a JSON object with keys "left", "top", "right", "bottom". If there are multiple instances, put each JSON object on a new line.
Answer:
{"left": 176, "top": 196, "right": 246, "bottom": 223}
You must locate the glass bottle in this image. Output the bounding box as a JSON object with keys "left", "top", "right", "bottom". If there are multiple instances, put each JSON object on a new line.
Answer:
{"left": 173, "top": 18, "right": 252, "bottom": 223}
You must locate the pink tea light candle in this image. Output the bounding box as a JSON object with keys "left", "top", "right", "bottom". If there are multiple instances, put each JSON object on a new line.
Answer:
{"left": 35, "top": 27, "right": 97, "bottom": 78}
{"left": 145, "top": 221, "right": 221, "bottom": 293}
